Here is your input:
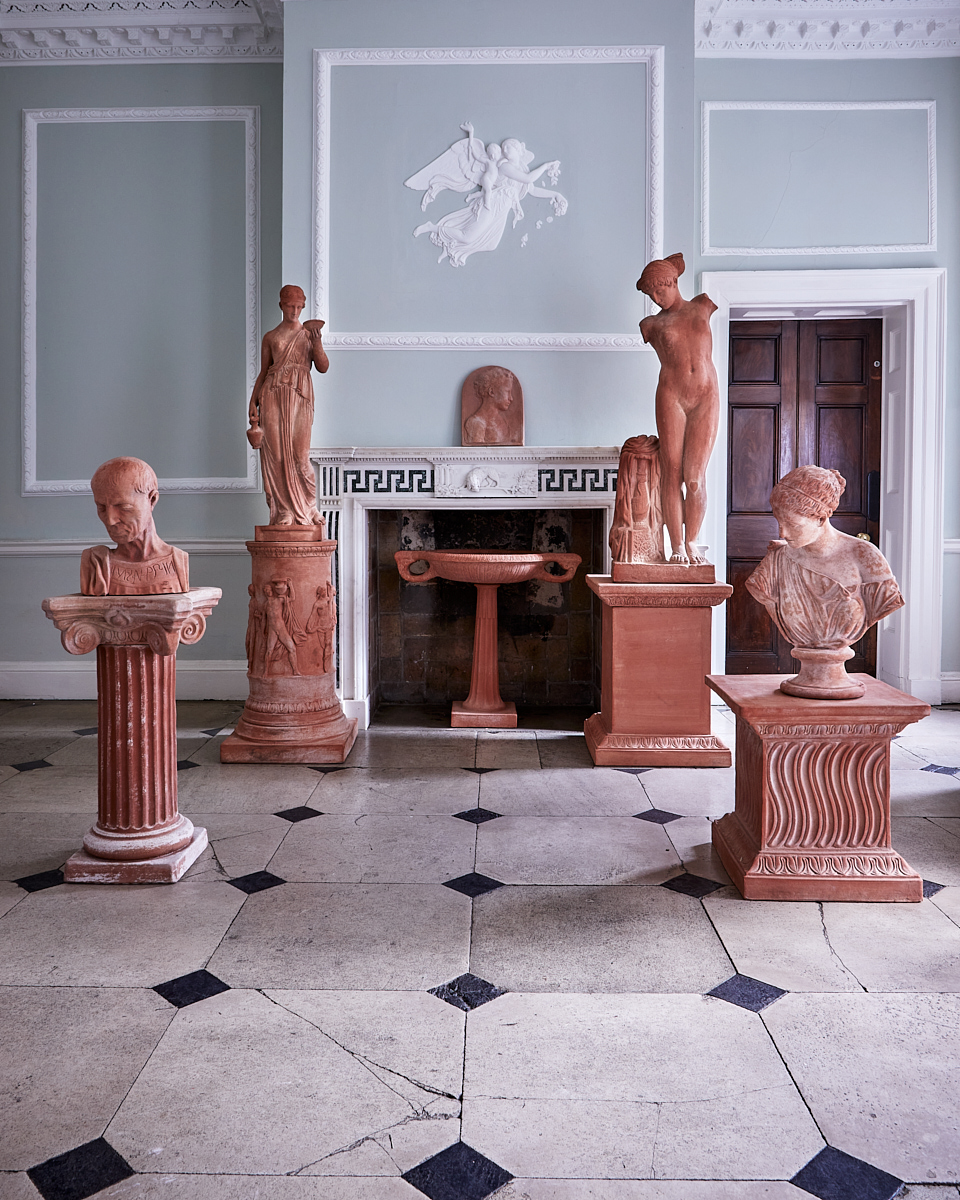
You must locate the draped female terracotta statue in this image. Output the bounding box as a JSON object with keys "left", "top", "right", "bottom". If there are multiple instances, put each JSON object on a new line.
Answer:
{"left": 248, "top": 284, "right": 327, "bottom": 527}
{"left": 746, "top": 465, "right": 904, "bottom": 698}
{"left": 637, "top": 252, "right": 719, "bottom": 565}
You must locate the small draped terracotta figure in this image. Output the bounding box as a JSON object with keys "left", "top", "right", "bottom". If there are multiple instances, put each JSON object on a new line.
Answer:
{"left": 637, "top": 252, "right": 719, "bottom": 565}
{"left": 81, "top": 457, "right": 188, "bottom": 596}
{"left": 248, "top": 284, "right": 328, "bottom": 527}
{"left": 746, "top": 465, "right": 904, "bottom": 699}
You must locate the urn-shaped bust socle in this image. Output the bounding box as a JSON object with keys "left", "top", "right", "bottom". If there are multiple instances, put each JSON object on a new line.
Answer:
{"left": 746, "top": 465, "right": 904, "bottom": 699}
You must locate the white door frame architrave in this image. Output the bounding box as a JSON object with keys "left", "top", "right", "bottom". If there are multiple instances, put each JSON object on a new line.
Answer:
{"left": 700, "top": 268, "right": 947, "bottom": 704}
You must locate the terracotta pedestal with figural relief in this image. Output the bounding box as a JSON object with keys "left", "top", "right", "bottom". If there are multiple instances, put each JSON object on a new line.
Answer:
{"left": 221, "top": 526, "right": 358, "bottom": 763}
{"left": 709, "top": 674, "right": 926, "bottom": 902}
{"left": 584, "top": 575, "right": 732, "bottom": 766}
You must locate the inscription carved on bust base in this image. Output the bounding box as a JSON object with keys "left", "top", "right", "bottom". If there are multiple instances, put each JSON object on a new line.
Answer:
{"left": 708, "top": 673, "right": 927, "bottom": 902}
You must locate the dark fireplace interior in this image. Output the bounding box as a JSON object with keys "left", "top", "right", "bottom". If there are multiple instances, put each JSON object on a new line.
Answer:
{"left": 368, "top": 508, "right": 604, "bottom": 713}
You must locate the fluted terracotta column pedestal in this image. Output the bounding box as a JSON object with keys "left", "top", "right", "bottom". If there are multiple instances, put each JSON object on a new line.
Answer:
{"left": 221, "top": 526, "right": 358, "bottom": 763}
{"left": 453, "top": 582, "right": 516, "bottom": 729}
{"left": 42, "top": 588, "right": 221, "bottom": 883}
{"left": 584, "top": 575, "right": 733, "bottom": 766}
{"left": 708, "top": 673, "right": 927, "bottom": 902}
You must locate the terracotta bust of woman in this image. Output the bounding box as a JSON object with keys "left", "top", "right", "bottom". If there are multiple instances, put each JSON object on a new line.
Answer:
{"left": 746, "top": 465, "right": 904, "bottom": 698}
{"left": 637, "top": 252, "right": 719, "bottom": 566}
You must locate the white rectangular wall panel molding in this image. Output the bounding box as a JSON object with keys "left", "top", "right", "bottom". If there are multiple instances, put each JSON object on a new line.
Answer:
{"left": 701, "top": 100, "right": 937, "bottom": 255}
{"left": 312, "top": 46, "right": 664, "bottom": 351}
{"left": 22, "top": 106, "right": 261, "bottom": 495}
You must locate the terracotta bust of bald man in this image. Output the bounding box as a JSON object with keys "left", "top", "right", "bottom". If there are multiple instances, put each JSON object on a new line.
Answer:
{"left": 81, "top": 457, "right": 189, "bottom": 596}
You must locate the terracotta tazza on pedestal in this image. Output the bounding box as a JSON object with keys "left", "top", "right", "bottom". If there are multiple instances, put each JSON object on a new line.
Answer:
{"left": 42, "top": 457, "right": 221, "bottom": 883}
{"left": 396, "top": 550, "right": 580, "bottom": 728}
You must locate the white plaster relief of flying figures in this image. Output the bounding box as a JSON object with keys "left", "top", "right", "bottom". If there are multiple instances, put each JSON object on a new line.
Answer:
{"left": 404, "top": 122, "right": 568, "bottom": 267}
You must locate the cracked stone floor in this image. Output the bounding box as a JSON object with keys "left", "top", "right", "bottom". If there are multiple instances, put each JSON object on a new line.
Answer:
{"left": 2, "top": 698, "right": 960, "bottom": 1199}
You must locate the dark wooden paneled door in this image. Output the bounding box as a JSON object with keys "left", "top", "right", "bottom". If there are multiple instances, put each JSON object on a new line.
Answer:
{"left": 725, "top": 318, "right": 882, "bottom": 674}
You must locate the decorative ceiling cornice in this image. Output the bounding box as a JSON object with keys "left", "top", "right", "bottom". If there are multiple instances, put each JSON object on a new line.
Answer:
{"left": 0, "top": 0, "right": 282, "bottom": 62}
{"left": 697, "top": 0, "right": 960, "bottom": 56}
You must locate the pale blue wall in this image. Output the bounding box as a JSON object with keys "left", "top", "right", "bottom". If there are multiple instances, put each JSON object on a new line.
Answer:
{"left": 0, "top": 64, "right": 282, "bottom": 664}
{"left": 281, "top": 0, "right": 695, "bottom": 449}
{"left": 694, "top": 58, "right": 960, "bottom": 671}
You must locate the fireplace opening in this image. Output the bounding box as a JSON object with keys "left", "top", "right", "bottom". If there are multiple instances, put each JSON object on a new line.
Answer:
{"left": 368, "top": 508, "right": 604, "bottom": 713}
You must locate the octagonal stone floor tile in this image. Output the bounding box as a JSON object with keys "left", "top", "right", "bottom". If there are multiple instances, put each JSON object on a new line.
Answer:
{"left": 175, "top": 764, "right": 324, "bottom": 814}
{"left": 462, "top": 993, "right": 822, "bottom": 1180}
{"left": 347, "top": 729, "right": 478, "bottom": 770}
{"left": 107, "top": 989, "right": 414, "bottom": 1175}
{"left": 0, "top": 881, "right": 245, "bottom": 986}
{"left": 475, "top": 816, "right": 679, "bottom": 886}
{"left": 0, "top": 881, "right": 23, "bottom": 919}
{"left": 763, "top": 992, "right": 960, "bottom": 1183}
{"left": 476, "top": 730, "right": 542, "bottom": 770}
{"left": 99, "top": 1176, "right": 421, "bottom": 1199}
{"left": 0, "top": 985, "right": 172, "bottom": 1171}
{"left": 0, "top": 701, "right": 98, "bottom": 733}
{"left": 269, "top": 814, "right": 476, "bottom": 884}
{"left": 0, "top": 765, "right": 98, "bottom": 813}
{"left": 495, "top": 1184, "right": 808, "bottom": 1199}
{"left": 663, "top": 816, "right": 732, "bottom": 886}
{"left": 0, "top": 811, "right": 91, "bottom": 880}
{"left": 703, "top": 891, "right": 864, "bottom": 993}
{"left": 470, "top": 885, "right": 733, "bottom": 993}
{"left": 890, "top": 770, "right": 960, "bottom": 816}
{"left": 479, "top": 768, "right": 647, "bottom": 816}
{"left": 183, "top": 812, "right": 291, "bottom": 881}
{"left": 820, "top": 899, "right": 960, "bottom": 991}
{"left": 208, "top": 883, "right": 472, "bottom": 990}
{"left": 891, "top": 817, "right": 960, "bottom": 885}
{"left": 637, "top": 768, "right": 736, "bottom": 820}
{"left": 313, "top": 768, "right": 480, "bottom": 815}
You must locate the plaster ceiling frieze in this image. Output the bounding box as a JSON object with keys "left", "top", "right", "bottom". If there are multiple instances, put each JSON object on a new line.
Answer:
{"left": 696, "top": 0, "right": 960, "bottom": 56}
{"left": 0, "top": 0, "right": 282, "bottom": 62}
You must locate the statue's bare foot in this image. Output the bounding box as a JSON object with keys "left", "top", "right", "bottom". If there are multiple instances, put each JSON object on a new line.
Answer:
{"left": 685, "top": 543, "right": 708, "bottom": 565}
{"left": 669, "top": 551, "right": 689, "bottom": 565}
{"left": 275, "top": 512, "right": 293, "bottom": 526}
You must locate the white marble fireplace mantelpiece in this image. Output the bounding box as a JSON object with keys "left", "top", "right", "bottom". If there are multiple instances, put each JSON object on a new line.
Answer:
{"left": 311, "top": 446, "right": 620, "bottom": 728}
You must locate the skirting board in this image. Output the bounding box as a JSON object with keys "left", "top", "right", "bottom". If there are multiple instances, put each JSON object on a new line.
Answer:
{"left": 0, "top": 659, "right": 249, "bottom": 701}
{"left": 941, "top": 673, "right": 960, "bottom": 704}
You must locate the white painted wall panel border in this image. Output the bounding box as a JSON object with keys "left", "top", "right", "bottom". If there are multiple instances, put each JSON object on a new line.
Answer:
{"left": 312, "top": 46, "right": 664, "bottom": 351}
{"left": 22, "top": 106, "right": 262, "bottom": 495}
{"left": 701, "top": 100, "right": 937, "bottom": 256}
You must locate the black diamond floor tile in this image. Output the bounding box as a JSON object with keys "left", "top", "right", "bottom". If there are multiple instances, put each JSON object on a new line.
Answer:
{"left": 791, "top": 1145, "right": 903, "bottom": 1200}
{"left": 275, "top": 805, "right": 324, "bottom": 823}
{"left": 707, "top": 973, "right": 787, "bottom": 1012}
{"left": 12, "top": 759, "right": 52, "bottom": 772}
{"left": 200, "top": 727, "right": 224, "bottom": 736}
{"left": 402, "top": 1141, "right": 513, "bottom": 1200}
{"left": 442, "top": 872, "right": 505, "bottom": 899}
{"left": 73, "top": 727, "right": 97, "bottom": 737}
{"left": 176, "top": 759, "right": 200, "bottom": 771}
{"left": 634, "top": 808, "right": 683, "bottom": 824}
{"left": 661, "top": 872, "right": 724, "bottom": 898}
{"left": 923, "top": 879, "right": 946, "bottom": 898}
{"left": 613, "top": 767, "right": 653, "bottom": 775}
{"left": 153, "top": 969, "right": 231, "bottom": 1008}
{"left": 27, "top": 1137, "right": 134, "bottom": 1200}
{"left": 308, "top": 765, "right": 347, "bottom": 773}
{"left": 15, "top": 868, "right": 64, "bottom": 893}
{"left": 227, "top": 870, "right": 286, "bottom": 894}
{"left": 462, "top": 767, "right": 499, "bottom": 775}
{"left": 453, "top": 808, "right": 501, "bottom": 825}
{"left": 921, "top": 763, "right": 959, "bottom": 775}
{"left": 429, "top": 972, "right": 506, "bottom": 1011}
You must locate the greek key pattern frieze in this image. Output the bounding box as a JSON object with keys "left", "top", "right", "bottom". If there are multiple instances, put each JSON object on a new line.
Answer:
{"left": 538, "top": 467, "right": 618, "bottom": 494}
{"left": 342, "top": 468, "right": 435, "bottom": 495}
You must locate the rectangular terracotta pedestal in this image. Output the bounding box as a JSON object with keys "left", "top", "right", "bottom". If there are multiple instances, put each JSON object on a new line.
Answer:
{"left": 64, "top": 827, "right": 208, "bottom": 884}
{"left": 708, "top": 673, "right": 928, "bottom": 902}
{"left": 451, "top": 700, "right": 517, "bottom": 729}
{"left": 584, "top": 575, "right": 733, "bottom": 767}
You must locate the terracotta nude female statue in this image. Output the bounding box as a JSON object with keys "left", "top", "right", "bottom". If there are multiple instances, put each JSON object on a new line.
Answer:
{"left": 248, "top": 284, "right": 328, "bottom": 527}
{"left": 637, "top": 253, "right": 719, "bottom": 565}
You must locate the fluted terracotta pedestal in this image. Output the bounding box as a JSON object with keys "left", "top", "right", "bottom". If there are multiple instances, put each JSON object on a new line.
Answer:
{"left": 453, "top": 582, "right": 517, "bottom": 728}
{"left": 42, "top": 588, "right": 221, "bottom": 883}
{"left": 221, "top": 526, "right": 357, "bottom": 763}
{"left": 584, "top": 575, "right": 733, "bottom": 766}
{"left": 708, "top": 673, "right": 927, "bottom": 902}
